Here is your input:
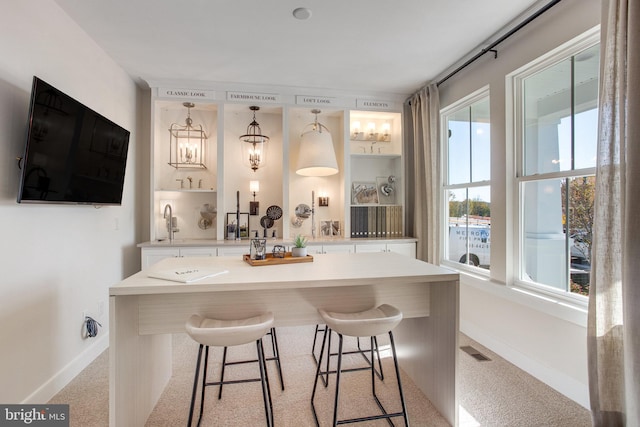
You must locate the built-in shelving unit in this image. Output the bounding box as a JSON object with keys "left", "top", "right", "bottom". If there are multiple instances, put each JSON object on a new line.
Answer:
{"left": 146, "top": 84, "right": 408, "bottom": 247}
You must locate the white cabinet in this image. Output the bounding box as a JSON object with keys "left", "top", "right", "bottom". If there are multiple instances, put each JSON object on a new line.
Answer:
{"left": 306, "top": 243, "right": 355, "bottom": 254}
{"left": 355, "top": 242, "right": 416, "bottom": 258}
{"left": 141, "top": 247, "right": 216, "bottom": 269}
{"left": 217, "top": 244, "right": 280, "bottom": 257}
{"left": 387, "top": 242, "right": 416, "bottom": 258}
{"left": 140, "top": 238, "right": 415, "bottom": 269}
{"left": 354, "top": 243, "right": 387, "bottom": 253}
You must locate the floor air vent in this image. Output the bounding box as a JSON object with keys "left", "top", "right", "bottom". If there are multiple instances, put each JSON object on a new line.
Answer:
{"left": 460, "top": 346, "right": 491, "bottom": 362}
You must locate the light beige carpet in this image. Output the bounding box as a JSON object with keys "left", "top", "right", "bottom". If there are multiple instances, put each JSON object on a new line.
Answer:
{"left": 49, "top": 326, "right": 592, "bottom": 426}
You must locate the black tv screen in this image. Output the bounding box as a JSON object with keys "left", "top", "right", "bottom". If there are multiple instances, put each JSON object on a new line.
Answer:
{"left": 17, "top": 77, "right": 130, "bottom": 205}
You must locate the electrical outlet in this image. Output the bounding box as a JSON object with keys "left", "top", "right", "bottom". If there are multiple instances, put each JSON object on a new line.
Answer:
{"left": 98, "top": 300, "right": 106, "bottom": 320}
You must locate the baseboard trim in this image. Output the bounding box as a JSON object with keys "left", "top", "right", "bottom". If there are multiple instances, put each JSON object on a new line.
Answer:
{"left": 22, "top": 332, "right": 109, "bottom": 404}
{"left": 461, "top": 321, "right": 590, "bottom": 409}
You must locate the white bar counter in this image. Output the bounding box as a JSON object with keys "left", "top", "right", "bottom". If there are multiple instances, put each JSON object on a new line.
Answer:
{"left": 109, "top": 252, "right": 459, "bottom": 426}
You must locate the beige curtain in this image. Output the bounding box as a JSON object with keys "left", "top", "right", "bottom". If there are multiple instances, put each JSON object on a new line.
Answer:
{"left": 404, "top": 84, "right": 440, "bottom": 263}
{"left": 588, "top": 0, "right": 640, "bottom": 425}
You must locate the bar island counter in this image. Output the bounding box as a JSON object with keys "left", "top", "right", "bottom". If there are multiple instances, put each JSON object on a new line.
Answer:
{"left": 109, "top": 252, "right": 459, "bottom": 426}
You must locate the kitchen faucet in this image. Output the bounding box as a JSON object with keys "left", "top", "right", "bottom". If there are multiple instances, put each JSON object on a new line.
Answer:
{"left": 163, "top": 204, "right": 178, "bottom": 242}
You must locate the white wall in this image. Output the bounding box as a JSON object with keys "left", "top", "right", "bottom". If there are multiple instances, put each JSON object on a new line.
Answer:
{"left": 0, "top": 1, "right": 144, "bottom": 403}
{"left": 438, "top": 0, "right": 601, "bottom": 408}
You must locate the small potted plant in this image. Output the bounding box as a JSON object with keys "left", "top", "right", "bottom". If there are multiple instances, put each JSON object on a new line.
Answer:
{"left": 291, "top": 234, "right": 308, "bottom": 257}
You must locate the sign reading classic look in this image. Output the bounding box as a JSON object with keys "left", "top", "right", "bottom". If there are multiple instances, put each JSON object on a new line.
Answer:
{"left": 159, "top": 88, "right": 216, "bottom": 101}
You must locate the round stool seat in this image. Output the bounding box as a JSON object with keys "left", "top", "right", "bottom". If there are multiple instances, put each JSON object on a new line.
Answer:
{"left": 318, "top": 304, "right": 402, "bottom": 338}
{"left": 186, "top": 313, "right": 274, "bottom": 347}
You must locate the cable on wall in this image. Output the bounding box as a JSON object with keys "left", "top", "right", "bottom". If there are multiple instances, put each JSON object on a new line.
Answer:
{"left": 436, "top": 0, "right": 563, "bottom": 86}
{"left": 84, "top": 316, "right": 102, "bottom": 338}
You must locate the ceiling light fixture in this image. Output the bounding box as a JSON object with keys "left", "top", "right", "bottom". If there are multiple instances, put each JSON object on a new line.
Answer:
{"left": 296, "top": 109, "right": 338, "bottom": 177}
{"left": 239, "top": 106, "right": 269, "bottom": 172}
{"left": 168, "top": 102, "right": 207, "bottom": 169}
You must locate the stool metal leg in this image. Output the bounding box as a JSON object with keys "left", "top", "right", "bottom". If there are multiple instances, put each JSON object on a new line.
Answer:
{"left": 316, "top": 328, "right": 383, "bottom": 382}
{"left": 312, "top": 324, "right": 321, "bottom": 363}
{"left": 332, "top": 333, "right": 344, "bottom": 427}
{"left": 270, "top": 327, "right": 285, "bottom": 390}
{"left": 312, "top": 329, "right": 409, "bottom": 426}
{"left": 218, "top": 328, "right": 284, "bottom": 399}
{"left": 217, "top": 346, "right": 228, "bottom": 399}
{"left": 198, "top": 346, "right": 210, "bottom": 426}
{"left": 389, "top": 331, "right": 410, "bottom": 427}
{"left": 188, "top": 344, "right": 204, "bottom": 427}
{"left": 256, "top": 339, "right": 274, "bottom": 427}
{"left": 357, "top": 336, "right": 385, "bottom": 380}
{"left": 310, "top": 326, "right": 330, "bottom": 427}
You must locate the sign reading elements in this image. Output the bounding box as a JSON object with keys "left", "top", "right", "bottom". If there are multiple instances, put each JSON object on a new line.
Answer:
{"left": 356, "top": 99, "right": 397, "bottom": 110}
{"left": 158, "top": 88, "right": 216, "bottom": 101}
{"left": 227, "top": 91, "right": 281, "bottom": 104}
{"left": 1, "top": 404, "right": 69, "bottom": 426}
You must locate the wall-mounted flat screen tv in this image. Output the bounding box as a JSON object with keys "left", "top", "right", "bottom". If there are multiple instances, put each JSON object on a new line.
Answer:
{"left": 17, "top": 76, "right": 130, "bottom": 205}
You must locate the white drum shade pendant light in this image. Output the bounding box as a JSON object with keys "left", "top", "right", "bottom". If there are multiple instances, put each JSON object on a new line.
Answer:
{"left": 296, "top": 109, "right": 338, "bottom": 176}
{"left": 239, "top": 106, "right": 269, "bottom": 172}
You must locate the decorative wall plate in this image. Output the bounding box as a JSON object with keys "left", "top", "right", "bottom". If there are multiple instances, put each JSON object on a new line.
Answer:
{"left": 260, "top": 215, "right": 274, "bottom": 229}
{"left": 266, "top": 205, "right": 283, "bottom": 220}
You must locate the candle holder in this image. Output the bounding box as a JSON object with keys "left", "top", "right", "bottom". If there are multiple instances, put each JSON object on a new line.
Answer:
{"left": 250, "top": 238, "right": 267, "bottom": 260}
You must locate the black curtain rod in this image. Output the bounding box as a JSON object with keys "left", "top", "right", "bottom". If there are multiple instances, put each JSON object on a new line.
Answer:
{"left": 436, "top": 0, "right": 563, "bottom": 87}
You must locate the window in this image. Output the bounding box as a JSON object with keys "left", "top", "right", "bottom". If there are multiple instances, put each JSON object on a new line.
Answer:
{"left": 512, "top": 35, "right": 599, "bottom": 298}
{"left": 441, "top": 88, "right": 491, "bottom": 271}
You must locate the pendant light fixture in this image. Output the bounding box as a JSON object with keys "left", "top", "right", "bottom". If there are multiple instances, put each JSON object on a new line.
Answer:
{"left": 239, "top": 106, "right": 269, "bottom": 172}
{"left": 168, "top": 102, "right": 207, "bottom": 169}
{"left": 296, "top": 109, "right": 338, "bottom": 176}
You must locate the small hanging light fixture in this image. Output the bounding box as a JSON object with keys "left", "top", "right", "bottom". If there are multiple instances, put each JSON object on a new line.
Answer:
{"left": 239, "top": 106, "right": 269, "bottom": 172}
{"left": 168, "top": 102, "right": 207, "bottom": 169}
{"left": 296, "top": 109, "right": 338, "bottom": 176}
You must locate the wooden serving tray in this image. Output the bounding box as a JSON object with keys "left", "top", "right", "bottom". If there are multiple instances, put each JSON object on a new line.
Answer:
{"left": 243, "top": 252, "right": 313, "bottom": 266}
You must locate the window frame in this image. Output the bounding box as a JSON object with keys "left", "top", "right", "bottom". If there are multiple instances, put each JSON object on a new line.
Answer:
{"left": 440, "top": 85, "right": 491, "bottom": 275}
{"left": 507, "top": 27, "right": 599, "bottom": 306}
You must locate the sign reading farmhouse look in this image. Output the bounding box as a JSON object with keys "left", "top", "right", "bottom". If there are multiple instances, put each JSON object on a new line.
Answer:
{"left": 159, "top": 88, "right": 216, "bottom": 101}
{"left": 227, "top": 91, "right": 281, "bottom": 103}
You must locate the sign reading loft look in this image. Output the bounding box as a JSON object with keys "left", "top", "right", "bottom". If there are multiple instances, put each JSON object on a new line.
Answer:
{"left": 296, "top": 95, "right": 344, "bottom": 107}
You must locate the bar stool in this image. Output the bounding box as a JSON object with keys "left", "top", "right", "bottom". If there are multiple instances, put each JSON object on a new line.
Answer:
{"left": 311, "top": 304, "right": 409, "bottom": 427}
{"left": 218, "top": 327, "right": 284, "bottom": 399}
{"left": 186, "top": 313, "right": 275, "bottom": 427}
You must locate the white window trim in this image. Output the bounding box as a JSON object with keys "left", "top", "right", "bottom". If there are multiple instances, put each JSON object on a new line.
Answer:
{"left": 506, "top": 26, "right": 600, "bottom": 308}
{"left": 440, "top": 85, "right": 491, "bottom": 276}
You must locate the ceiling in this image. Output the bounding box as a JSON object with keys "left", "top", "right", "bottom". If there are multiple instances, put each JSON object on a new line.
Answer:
{"left": 53, "top": 0, "right": 544, "bottom": 98}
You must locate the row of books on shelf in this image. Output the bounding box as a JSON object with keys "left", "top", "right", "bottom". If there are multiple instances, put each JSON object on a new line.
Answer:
{"left": 350, "top": 205, "right": 403, "bottom": 238}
